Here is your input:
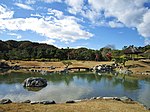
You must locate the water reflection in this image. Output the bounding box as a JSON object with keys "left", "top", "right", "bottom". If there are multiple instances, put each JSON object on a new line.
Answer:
{"left": 24, "top": 87, "right": 44, "bottom": 91}
{"left": 0, "top": 81, "right": 92, "bottom": 102}
{"left": 0, "top": 71, "right": 150, "bottom": 108}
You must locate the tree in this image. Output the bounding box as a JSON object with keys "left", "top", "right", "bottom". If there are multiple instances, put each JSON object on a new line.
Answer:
{"left": 114, "top": 57, "right": 127, "bottom": 67}
{"left": 62, "top": 61, "right": 72, "bottom": 68}
{"left": 100, "top": 47, "right": 112, "bottom": 61}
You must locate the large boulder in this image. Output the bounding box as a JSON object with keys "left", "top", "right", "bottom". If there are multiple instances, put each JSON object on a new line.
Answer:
{"left": 23, "top": 77, "right": 47, "bottom": 87}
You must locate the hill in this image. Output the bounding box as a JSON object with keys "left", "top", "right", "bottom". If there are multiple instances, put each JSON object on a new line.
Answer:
{"left": 0, "top": 40, "right": 149, "bottom": 61}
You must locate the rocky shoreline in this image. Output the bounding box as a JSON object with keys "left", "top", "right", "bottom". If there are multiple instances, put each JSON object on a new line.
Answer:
{"left": 0, "top": 96, "right": 149, "bottom": 110}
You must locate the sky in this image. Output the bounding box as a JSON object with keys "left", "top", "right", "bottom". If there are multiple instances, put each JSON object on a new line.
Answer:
{"left": 0, "top": 0, "right": 150, "bottom": 49}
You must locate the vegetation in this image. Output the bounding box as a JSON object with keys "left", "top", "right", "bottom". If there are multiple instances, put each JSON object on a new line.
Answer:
{"left": 113, "top": 57, "right": 127, "bottom": 67}
{"left": 0, "top": 62, "right": 10, "bottom": 68}
{"left": 0, "top": 40, "right": 149, "bottom": 61}
{"left": 62, "top": 61, "right": 72, "bottom": 68}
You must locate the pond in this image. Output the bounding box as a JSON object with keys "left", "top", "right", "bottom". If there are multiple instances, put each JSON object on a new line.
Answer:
{"left": 0, "top": 71, "right": 150, "bottom": 108}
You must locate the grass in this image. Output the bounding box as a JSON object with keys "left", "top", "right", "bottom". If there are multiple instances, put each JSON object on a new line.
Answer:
{"left": 4, "top": 59, "right": 150, "bottom": 78}
{"left": 0, "top": 99, "right": 149, "bottom": 112}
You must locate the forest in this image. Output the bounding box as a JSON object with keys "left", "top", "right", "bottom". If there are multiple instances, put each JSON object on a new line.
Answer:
{"left": 0, "top": 40, "right": 150, "bottom": 61}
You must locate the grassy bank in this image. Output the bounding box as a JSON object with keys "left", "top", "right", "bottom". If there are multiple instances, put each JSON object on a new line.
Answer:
{"left": 3, "top": 60, "right": 150, "bottom": 78}
{"left": 0, "top": 99, "right": 149, "bottom": 112}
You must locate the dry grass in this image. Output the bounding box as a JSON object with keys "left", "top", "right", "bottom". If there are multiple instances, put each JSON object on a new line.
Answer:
{"left": 7, "top": 60, "right": 113, "bottom": 68}
{"left": 125, "top": 60, "right": 150, "bottom": 78}
{"left": 0, "top": 99, "right": 149, "bottom": 112}
{"left": 4, "top": 60, "right": 150, "bottom": 78}
{"left": 6, "top": 60, "right": 113, "bottom": 72}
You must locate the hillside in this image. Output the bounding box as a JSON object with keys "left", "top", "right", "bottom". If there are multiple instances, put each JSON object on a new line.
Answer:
{"left": 0, "top": 40, "right": 150, "bottom": 61}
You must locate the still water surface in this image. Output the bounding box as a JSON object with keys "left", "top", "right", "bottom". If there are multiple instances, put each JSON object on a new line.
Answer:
{"left": 0, "top": 72, "right": 150, "bottom": 107}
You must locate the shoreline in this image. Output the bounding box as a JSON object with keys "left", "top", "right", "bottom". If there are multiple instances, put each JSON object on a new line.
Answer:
{"left": 0, "top": 97, "right": 149, "bottom": 112}
{"left": 0, "top": 60, "right": 150, "bottom": 78}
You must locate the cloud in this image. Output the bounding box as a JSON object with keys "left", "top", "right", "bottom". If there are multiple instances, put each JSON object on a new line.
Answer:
{"left": 0, "top": 8, "right": 93, "bottom": 44}
{"left": 7, "top": 33, "right": 22, "bottom": 39}
{"left": 137, "top": 10, "right": 150, "bottom": 38}
{"left": 65, "top": 0, "right": 150, "bottom": 43}
{"left": 25, "top": 0, "right": 36, "bottom": 4}
{"left": 38, "top": 39, "right": 56, "bottom": 45}
{"left": 47, "top": 8, "right": 63, "bottom": 19}
{"left": 41, "top": 0, "right": 61, "bottom": 3}
{"left": 14, "top": 3, "right": 34, "bottom": 10}
{"left": 65, "top": 0, "right": 84, "bottom": 14}
{"left": 0, "top": 5, "right": 14, "bottom": 19}
{"left": 144, "top": 38, "right": 150, "bottom": 45}
{"left": 31, "top": 13, "right": 43, "bottom": 18}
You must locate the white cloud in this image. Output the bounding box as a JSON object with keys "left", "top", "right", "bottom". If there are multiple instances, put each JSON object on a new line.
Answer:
{"left": 14, "top": 3, "right": 34, "bottom": 10}
{"left": 144, "top": 38, "right": 150, "bottom": 45}
{"left": 65, "top": 0, "right": 84, "bottom": 14}
{"left": 39, "top": 39, "right": 56, "bottom": 45}
{"left": 65, "top": 0, "right": 150, "bottom": 41}
{"left": 25, "top": 0, "right": 36, "bottom": 4}
{"left": 47, "top": 8, "right": 63, "bottom": 19}
{"left": 0, "top": 8, "right": 93, "bottom": 44}
{"left": 41, "top": 0, "right": 61, "bottom": 3}
{"left": 7, "top": 33, "right": 22, "bottom": 39}
{"left": 31, "top": 13, "right": 43, "bottom": 18}
{"left": 0, "top": 5, "right": 14, "bottom": 19}
{"left": 108, "top": 21, "right": 123, "bottom": 28}
{"left": 137, "top": 10, "right": 150, "bottom": 38}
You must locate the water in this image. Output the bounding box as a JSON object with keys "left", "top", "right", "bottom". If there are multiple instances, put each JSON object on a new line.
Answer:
{"left": 0, "top": 71, "right": 150, "bottom": 108}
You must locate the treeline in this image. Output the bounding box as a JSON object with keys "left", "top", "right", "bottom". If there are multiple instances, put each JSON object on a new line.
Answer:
{"left": 0, "top": 40, "right": 149, "bottom": 61}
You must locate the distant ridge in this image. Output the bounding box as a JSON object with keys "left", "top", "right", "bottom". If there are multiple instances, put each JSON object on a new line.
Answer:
{"left": 0, "top": 40, "right": 57, "bottom": 51}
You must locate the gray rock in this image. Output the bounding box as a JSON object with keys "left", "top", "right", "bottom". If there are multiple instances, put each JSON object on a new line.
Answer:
{"left": 96, "top": 97, "right": 102, "bottom": 99}
{"left": 40, "top": 100, "right": 56, "bottom": 105}
{"left": 74, "top": 100, "right": 82, "bottom": 102}
{"left": 30, "top": 101, "right": 39, "bottom": 104}
{"left": 90, "top": 97, "right": 97, "bottom": 100}
{"left": 66, "top": 100, "right": 75, "bottom": 103}
{"left": 103, "top": 97, "right": 114, "bottom": 100}
{"left": 0, "top": 99, "right": 12, "bottom": 104}
{"left": 119, "top": 96, "right": 133, "bottom": 102}
{"left": 113, "top": 97, "right": 121, "bottom": 101}
{"left": 119, "top": 70, "right": 133, "bottom": 75}
{"left": 22, "top": 100, "right": 31, "bottom": 103}
{"left": 23, "top": 77, "right": 47, "bottom": 87}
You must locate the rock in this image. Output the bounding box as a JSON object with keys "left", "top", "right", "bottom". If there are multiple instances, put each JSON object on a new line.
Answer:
{"left": 30, "top": 101, "right": 39, "bottom": 104}
{"left": 96, "top": 97, "right": 102, "bottom": 99}
{"left": 119, "top": 96, "right": 133, "bottom": 102}
{"left": 113, "top": 97, "right": 121, "bottom": 101}
{"left": 40, "top": 100, "right": 56, "bottom": 105}
{"left": 103, "top": 97, "right": 114, "bottom": 100}
{"left": 0, "top": 99, "right": 12, "bottom": 104}
{"left": 90, "top": 97, "right": 97, "bottom": 100}
{"left": 74, "top": 100, "right": 82, "bottom": 102}
{"left": 66, "top": 100, "right": 75, "bottom": 103}
{"left": 21, "top": 100, "right": 31, "bottom": 103}
{"left": 119, "top": 70, "right": 133, "bottom": 75}
{"left": 93, "top": 64, "right": 114, "bottom": 72}
{"left": 23, "top": 77, "right": 47, "bottom": 87}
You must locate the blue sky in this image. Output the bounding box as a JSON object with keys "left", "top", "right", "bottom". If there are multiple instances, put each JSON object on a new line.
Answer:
{"left": 0, "top": 0, "right": 150, "bottom": 49}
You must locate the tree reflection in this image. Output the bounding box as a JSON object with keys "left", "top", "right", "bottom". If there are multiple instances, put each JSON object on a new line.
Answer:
{"left": 0, "top": 71, "right": 144, "bottom": 91}
{"left": 112, "top": 76, "right": 140, "bottom": 90}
